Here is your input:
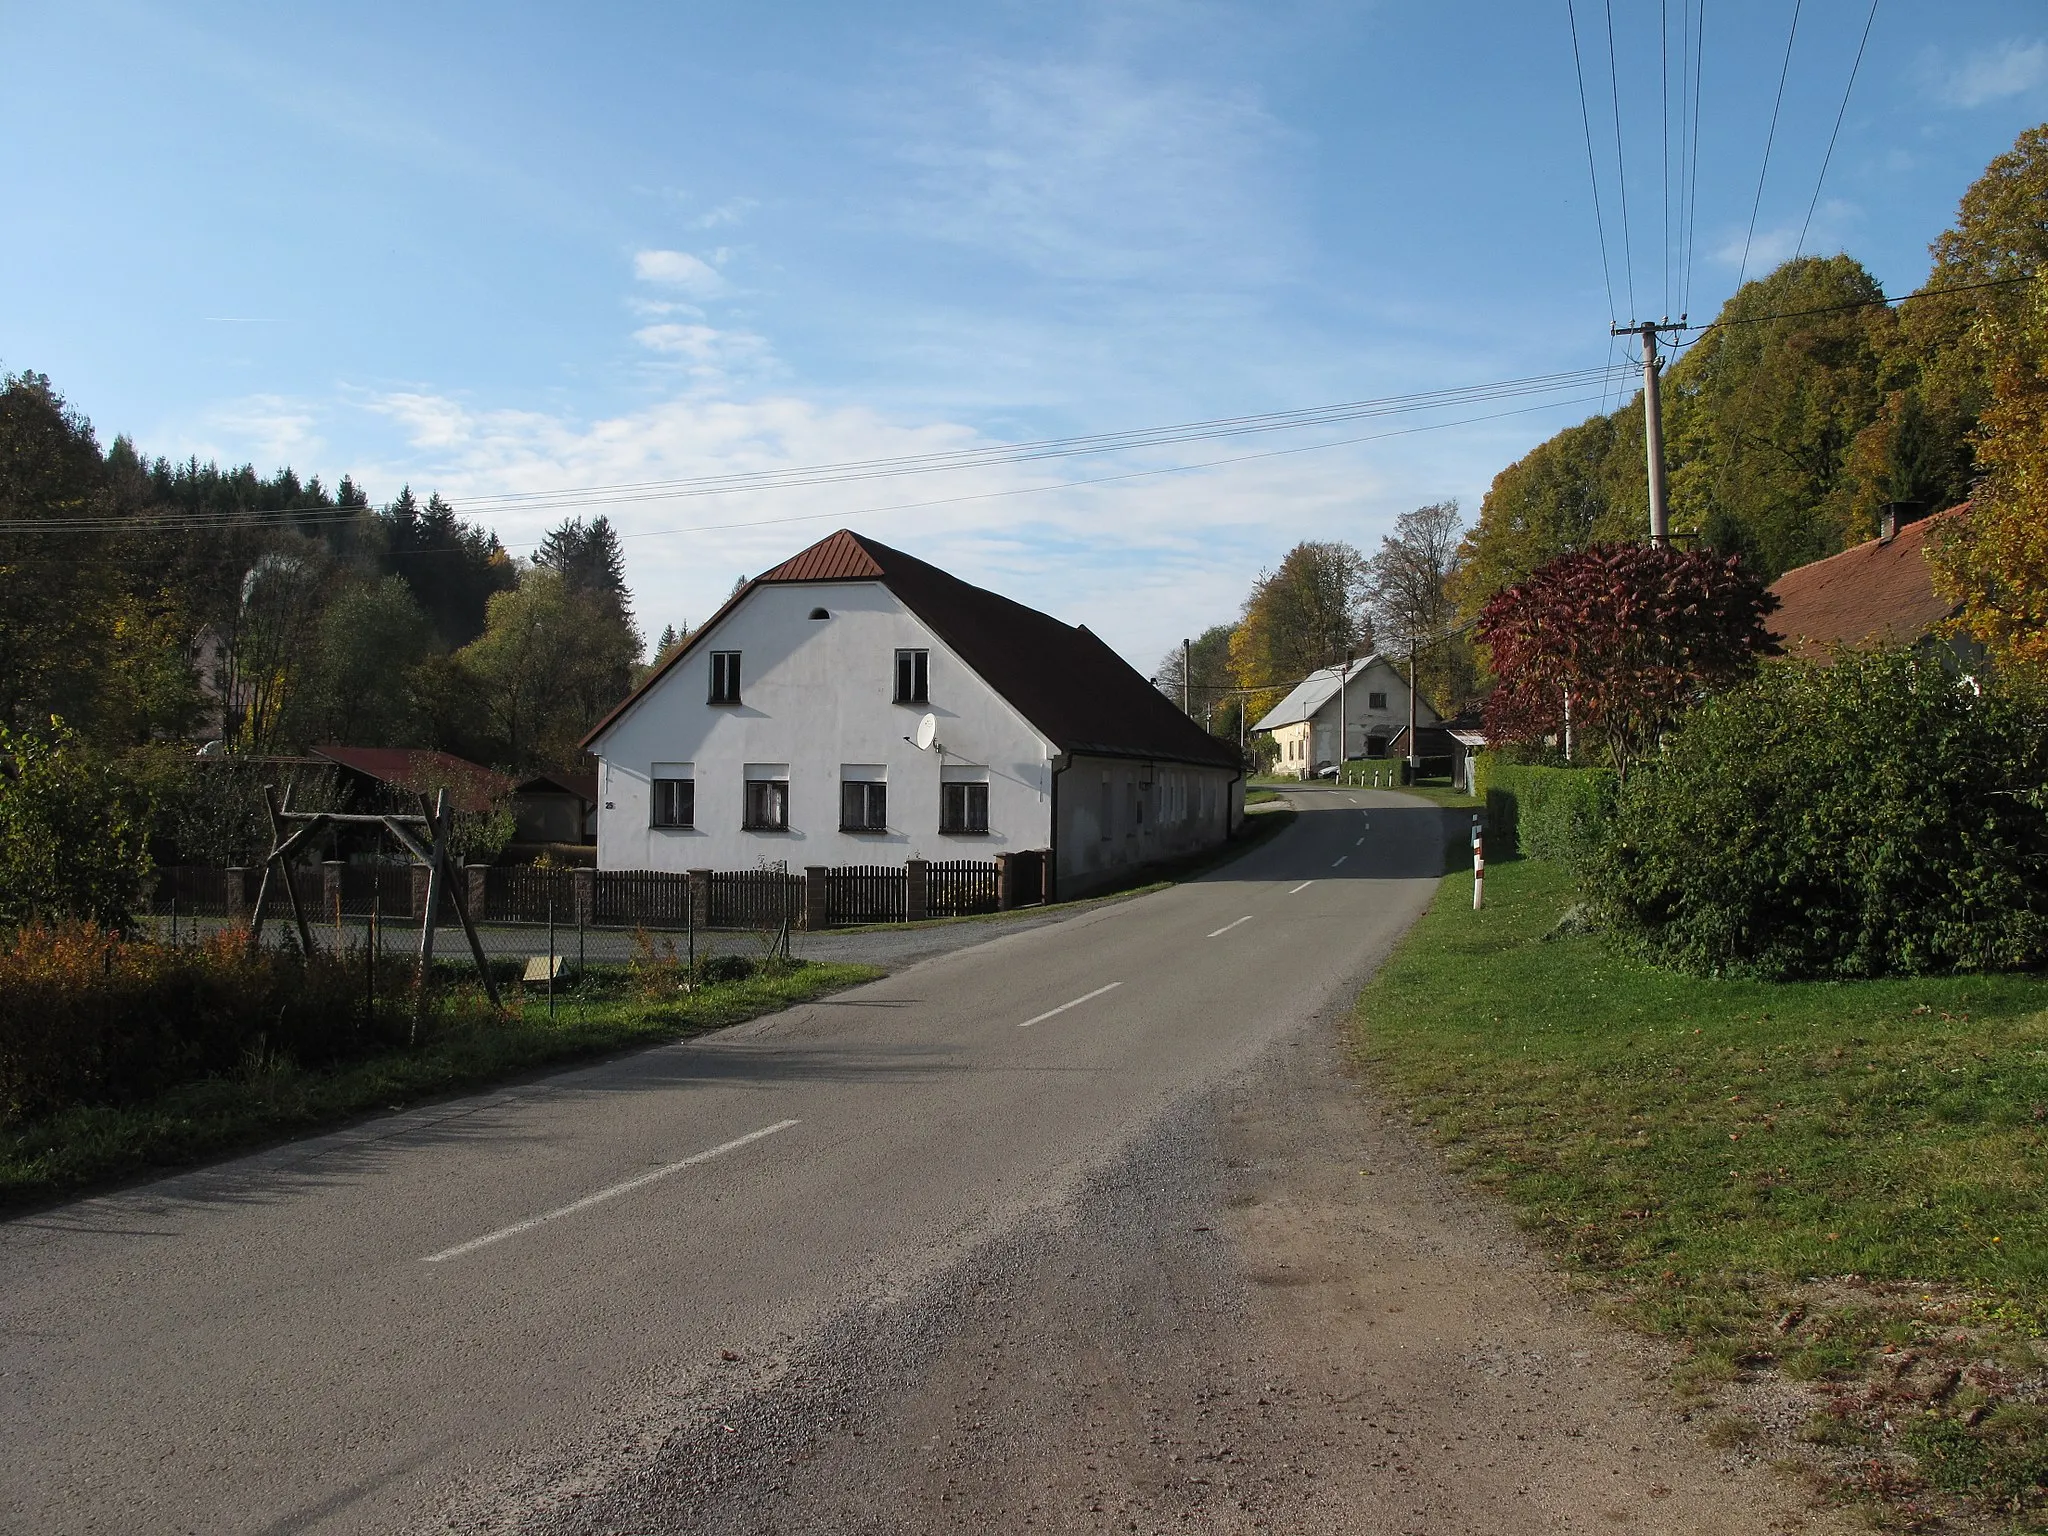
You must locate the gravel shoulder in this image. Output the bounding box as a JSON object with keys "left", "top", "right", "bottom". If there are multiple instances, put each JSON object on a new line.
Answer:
{"left": 501, "top": 995, "right": 1846, "bottom": 1534}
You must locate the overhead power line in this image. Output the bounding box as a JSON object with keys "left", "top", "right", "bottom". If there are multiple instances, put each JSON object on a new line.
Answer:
{"left": 1681, "top": 0, "right": 1706, "bottom": 316}
{"left": 1566, "top": 0, "right": 1621, "bottom": 324}
{"left": 1604, "top": 0, "right": 1638, "bottom": 318}
{"left": 1, "top": 366, "right": 1631, "bottom": 536}
{"left": 1737, "top": 0, "right": 1804, "bottom": 290}
{"left": 1689, "top": 272, "right": 2037, "bottom": 333}
{"left": 1793, "top": 0, "right": 1879, "bottom": 260}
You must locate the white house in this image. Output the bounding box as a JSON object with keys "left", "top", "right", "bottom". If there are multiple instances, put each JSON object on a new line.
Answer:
{"left": 1250, "top": 655, "right": 1441, "bottom": 779}
{"left": 582, "top": 530, "right": 1245, "bottom": 898}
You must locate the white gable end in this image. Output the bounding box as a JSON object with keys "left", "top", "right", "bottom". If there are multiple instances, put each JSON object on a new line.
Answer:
{"left": 590, "top": 580, "right": 1060, "bottom": 870}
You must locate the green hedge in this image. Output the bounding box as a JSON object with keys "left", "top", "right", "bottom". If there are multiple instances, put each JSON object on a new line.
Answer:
{"left": 1474, "top": 755, "right": 1616, "bottom": 864}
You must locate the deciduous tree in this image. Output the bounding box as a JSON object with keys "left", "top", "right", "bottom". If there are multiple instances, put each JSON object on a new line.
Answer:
{"left": 1227, "top": 541, "right": 1369, "bottom": 716}
{"left": 1478, "top": 543, "right": 1778, "bottom": 780}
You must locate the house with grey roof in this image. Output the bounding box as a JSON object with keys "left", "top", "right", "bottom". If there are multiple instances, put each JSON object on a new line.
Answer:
{"left": 1250, "top": 655, "right": 1440, "bottom": 779}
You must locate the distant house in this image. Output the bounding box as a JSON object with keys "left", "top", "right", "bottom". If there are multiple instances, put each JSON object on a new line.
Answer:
{"left": 1250, "top": 656, "right": 1440, "bottom": 779}
{"left": 1768, "top": 503, "right": 1975, "bottom": 665}
{"left": 581, "top": 529, "right": 1245, "bottom": 897}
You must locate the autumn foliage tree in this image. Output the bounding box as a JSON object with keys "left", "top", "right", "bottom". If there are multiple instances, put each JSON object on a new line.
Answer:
{"left": 1478, "top": 544, "right": 1778, "bottom": 780}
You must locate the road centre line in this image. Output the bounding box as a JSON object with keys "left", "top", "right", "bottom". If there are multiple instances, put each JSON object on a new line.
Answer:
{"left": 1018, "top": 981, "right": 1122, "bottom": 1028}
{"left": 422, "top": 1120, "right": 801, "bottom": 1263}
{"left": 1206, "top": 915, "right": 1254, "bottom": 939}
{"left": 1332, "top": 855, "right": 1348, "bottom": 868}
{"left": 1355, "top": 837, "right": 1364, "bottom": 846}
{"left": 1288, "top": 881, "right": 1313, "bottom": 894}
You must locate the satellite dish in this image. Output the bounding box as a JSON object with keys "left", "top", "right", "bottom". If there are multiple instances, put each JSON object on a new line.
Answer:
{"left": 914, "top": 713, "right": 938, "bottom": 751}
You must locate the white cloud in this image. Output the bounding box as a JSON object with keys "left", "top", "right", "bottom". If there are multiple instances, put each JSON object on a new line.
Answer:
{"left": 631, "top": 248, "right": 728, "bottom": 297}
{"left": 694, "top": 197, "right": 758, "bottom": 229}
{"left": 631, "top": 322, "right": 774, "bottom": 382}
{"left": 1925, "top": 38, "right": 2048, "bottom": 108}
{"left": 883, "top": 54, "right": 1297, "bottom": 286}
{"left": 191, "top": 395, "right": 324, "bottom": 467}
{"left": 1711, "top": 200, "right": 1856, "bottom": 274}
{"left": 341, "top": 383, "right": 1538, "bottom": 667}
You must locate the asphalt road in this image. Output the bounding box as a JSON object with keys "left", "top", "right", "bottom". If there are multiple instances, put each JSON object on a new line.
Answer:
{"left": 1, "top": 787, "right": 1450, "bottom": 1534}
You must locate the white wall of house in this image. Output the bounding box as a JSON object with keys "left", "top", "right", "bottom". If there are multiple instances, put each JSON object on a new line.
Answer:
{"left": 590, "top": 580, "right": 1057, "bottom": 871}
{"left": 1053, "top": 753, "right": 1241, "bottom": 898}
{"left": 1263, "top": 659, "right": 1441, "bottom": 778}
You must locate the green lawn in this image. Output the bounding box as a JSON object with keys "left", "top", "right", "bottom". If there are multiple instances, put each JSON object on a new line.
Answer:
{"left": 1353, "top": 857, "right": 2048, "bottom": 1527}
{"left": 1, "top": 960, "right": 881, "bottom": 1209}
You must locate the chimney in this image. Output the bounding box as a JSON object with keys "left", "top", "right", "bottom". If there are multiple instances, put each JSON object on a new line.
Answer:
{"left": 1878, "top": 500, "right": 1927, "bottom": 544}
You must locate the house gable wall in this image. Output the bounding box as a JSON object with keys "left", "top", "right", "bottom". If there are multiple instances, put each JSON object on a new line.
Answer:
{"left": 1053, "top": 752, "right": 1241, "bottom": 899}
{"left": 590, "top": 581, "right": 1057, "bottom": 870}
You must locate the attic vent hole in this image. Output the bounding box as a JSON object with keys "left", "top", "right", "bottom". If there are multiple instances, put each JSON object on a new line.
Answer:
{"left": 809, "top": 607, "right": 830, "bottom": 620}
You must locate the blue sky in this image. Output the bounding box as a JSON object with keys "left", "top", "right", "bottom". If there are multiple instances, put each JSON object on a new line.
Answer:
{"left": 4, "top": 1, "right": 2046, "bottom": 671}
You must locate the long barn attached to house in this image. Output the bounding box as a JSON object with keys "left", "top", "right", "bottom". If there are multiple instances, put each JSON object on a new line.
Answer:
{"left": 581, "top": 529, "right": 1245, "bottom": 899}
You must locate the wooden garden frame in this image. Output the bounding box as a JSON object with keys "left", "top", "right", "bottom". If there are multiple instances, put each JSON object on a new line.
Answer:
{"left": 248, "top": 784, "right": 501, "bottom": 1010}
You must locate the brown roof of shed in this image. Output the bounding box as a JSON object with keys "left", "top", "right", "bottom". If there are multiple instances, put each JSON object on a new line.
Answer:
{"left": 1767, "top": 507, "right": 1965, "bottom": 662}
{"left": 585, "top": 529, "right": 1240, "bottom": 769}
{"left": 311, "top": 746, "right": 512, "bottom": 813}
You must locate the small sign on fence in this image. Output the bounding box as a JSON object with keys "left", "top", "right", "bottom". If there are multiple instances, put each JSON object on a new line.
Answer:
{"left": 522, "top": 955, "right": 567, "bottom": 983}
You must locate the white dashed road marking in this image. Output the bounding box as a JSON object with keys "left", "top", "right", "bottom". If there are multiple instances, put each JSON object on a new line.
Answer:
{"left": 1206, "top": 916, "right": 1254, "bottom": 939}
{"left": 424, "top": 1119, "right": 802, "bottom": 1263}
{"left": 1019, "top": 981, "right": 1123, "bottom": 1029}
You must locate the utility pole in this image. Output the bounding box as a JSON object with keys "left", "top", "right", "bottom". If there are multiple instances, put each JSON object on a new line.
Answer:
{"left": 1406, "top": 645, "right": 1418, "bottom": 773}
{"left": 1181, "top": 637, "right": 1191, "bottom": 717}
{"left": 1335, "top": 653, "right": 1350, "bottom": 784}
{"left": 1612, "top": 317, "right": 1686, "bottom": 546}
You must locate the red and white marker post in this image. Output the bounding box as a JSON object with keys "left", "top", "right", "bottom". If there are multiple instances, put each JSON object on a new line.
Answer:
{"left": 1471, "top": 813, "right": 1484, "bottom": 910}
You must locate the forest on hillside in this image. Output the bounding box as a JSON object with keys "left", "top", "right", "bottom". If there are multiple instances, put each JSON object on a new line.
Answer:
{"left": 1457, "top": 124, "right": 2048, "bottom": 608}
{"left": 1163, "top": 124, "right": 2048, "bottom": 742}
{"left": 0, "top": 376, "right": 657, "bottom": 779}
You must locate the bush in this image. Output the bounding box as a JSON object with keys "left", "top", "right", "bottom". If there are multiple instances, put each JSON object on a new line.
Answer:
{"left": 1589, "top": 651, "right": 2048, "bottom": 978}
{"left": 0, "top": 721, "right": 153, "bottom": 929}
{"left": 0, "top": 923, "right": 460, "bottom": 1122}
{"left": 1475, "top": 756, "right": 1616, "bottom": 865}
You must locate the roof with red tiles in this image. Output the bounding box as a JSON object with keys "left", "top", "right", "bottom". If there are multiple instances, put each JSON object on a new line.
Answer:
{"left": 311, "top": 746, "right": 513, "bottom": 812}
{"left": 1767, "top": 506, "right": 1965, "bottom": 662}
{"left": 584, "top": 529, "right": 1241, "bottom": 769}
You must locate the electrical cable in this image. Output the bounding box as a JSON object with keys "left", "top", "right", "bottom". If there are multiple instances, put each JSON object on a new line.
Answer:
{"left": 1737, "top": 0, "right": 1803, "bottom": 290}
{"left": 0, "top": 366, "right": 1631, "bottom": 535}
{"left": 1604, "top": 0, "right": 1638, "bottom": 318}
{"left": 1682, "top": 0, "right": 1706, "bottom": 316}
{"left": 1566, "top": 0, "right": 1621, "bottom": 325}
{"left": 0, "top": 386, "right": 1628, "bottom": 549}
{"left": 1661, "top": 0, "right": 1673, "bottom": 318}
{"left": 1793, "top": 0, "right": 1879, "bottom": 260}
{"left": 1687, "top": 271, "right": 2035, "bottom": 333}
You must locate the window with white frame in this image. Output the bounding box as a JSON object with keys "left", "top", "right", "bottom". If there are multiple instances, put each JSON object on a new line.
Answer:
{"left": 743, "top": 766, "right": 788, "bottom": 830}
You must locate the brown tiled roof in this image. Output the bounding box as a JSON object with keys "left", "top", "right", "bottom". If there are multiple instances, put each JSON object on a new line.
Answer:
{"left": 1766, "top": 506, "right": 1965, "bottom": 662}
{"left": 515, "top": 770, "right": 599, "bottom": 804}
{"left": 584, "top": 530, "right": 1240, "bottom": 769}
{"left": 312, "top": 746, "right": 512, "bottom": 812}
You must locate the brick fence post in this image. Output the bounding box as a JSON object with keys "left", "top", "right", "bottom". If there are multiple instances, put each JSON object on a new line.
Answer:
{"left": 227, "top": 866, "right": 250, "bottom": 923}
{"left": 322, "top": 861, "right": 345, "bottom": 926}
{"left": 571, "top": 867, "right": 594, "bottom": 926}
{"left": 410, "top": 863, "right": 430, "bottom": 919}
{"left": 467, "top": 864, "right": 490, "bottom": 923}
{"left": 688, "top": 869, "right": 712, "bottom": 929}
{"left": 995, "top": 852, "right": 1017, "bottom": 911}
{"left": 804, "top": 867, "right": 829, "bottom": 931}
{"left": 905, "top": 858, "right": 928, "bottom": 922}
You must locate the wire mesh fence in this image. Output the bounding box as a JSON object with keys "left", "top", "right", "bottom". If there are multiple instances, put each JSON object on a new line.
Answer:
{"left": 145, "top": 854, "right": 1026, "bottom": 962}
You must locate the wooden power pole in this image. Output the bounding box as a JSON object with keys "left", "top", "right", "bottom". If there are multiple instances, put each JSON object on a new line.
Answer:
{"left": 1614, "top": 318, "right": 1687, "bottom": 546}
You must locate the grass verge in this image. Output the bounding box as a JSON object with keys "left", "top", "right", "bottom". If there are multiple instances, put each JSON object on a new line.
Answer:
{"left": 1, "top": 960, "right": 881, "bottom": 1210}
{"left": 1352, "top": 856, "right": 2048, "bottom": 1531}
